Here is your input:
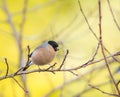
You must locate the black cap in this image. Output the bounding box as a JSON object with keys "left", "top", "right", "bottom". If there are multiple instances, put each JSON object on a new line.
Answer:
{"left": 48, "top": 40, "right": 59, "bottom": 51}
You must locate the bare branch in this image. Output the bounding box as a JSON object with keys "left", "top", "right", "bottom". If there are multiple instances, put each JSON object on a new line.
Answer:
{"left": 72, "top": 41, "right": 100, "bottom": 70}
{"left": 68, "top": 71, "right": 78, "bottom": 76}
{"left": 88, "top": 84, "right": 118, "bottom": 96}
{"left": 45, "top": 71, "right": 119, "bottom": 97}
{"left": 14, "top": 67, "right": 24, "bottom": 75}
{"left": 107, "top": 0, "right": 120, "bottom": 31}
{"left": 2, "top": 0, "right": 19, "bottom": 41}
{"left": 15, "top": 45, "right": 31, "bottom": 74}
{"left": 117, "top": 80, "right": 120, "bottom": 86}
{"left": 4, "top": 58, "right": 9, "bottom": 78}
{"left": 58, "top": 49, "right": 69, "bottom": 70}
{"left": 19, "top": 0, "right": 28, "bottom": 33}
{"left": 78, "top": 0, "right": 98, "bottom": 40}
{"left": 26, "top": 45, "right": 31, "bottom": 65}
{"left": 45, "top": 63, "right": 57, "bottom": 71}
{"left": 12, "top": 77, "right": 28, "bottom": 93}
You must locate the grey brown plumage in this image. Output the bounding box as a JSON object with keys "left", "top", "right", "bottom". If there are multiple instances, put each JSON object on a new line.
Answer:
{"left": 23, "top": 40, "right": 58, "bottom": 71}
{"left": 31, "top": 44, "right": 56, "bottom": 65}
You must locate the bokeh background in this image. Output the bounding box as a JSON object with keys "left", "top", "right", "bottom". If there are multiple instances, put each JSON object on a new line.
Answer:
{"left": 0, "top": 0, "right": 120, "bottom": 97}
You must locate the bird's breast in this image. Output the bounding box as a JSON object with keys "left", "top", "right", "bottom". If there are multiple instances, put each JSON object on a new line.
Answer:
{"left": 31, "top": 45, "right": 56, "bottom": 65}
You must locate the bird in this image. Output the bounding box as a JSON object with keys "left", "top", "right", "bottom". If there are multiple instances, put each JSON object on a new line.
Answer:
{"left": 23, "top": 40, "right": 59, "bottom": 71}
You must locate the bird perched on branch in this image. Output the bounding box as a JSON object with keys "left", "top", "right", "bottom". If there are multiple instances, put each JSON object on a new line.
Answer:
{"left": 23, "top": 40, "right": 59, "bottom": 71}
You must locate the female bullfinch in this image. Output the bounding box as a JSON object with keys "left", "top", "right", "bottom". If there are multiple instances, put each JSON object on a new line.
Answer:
{"left": 23, "top": 40, "right": 59, "bottom": 71}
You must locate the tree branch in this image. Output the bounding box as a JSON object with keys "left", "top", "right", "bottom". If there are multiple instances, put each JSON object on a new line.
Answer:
{"left": 58, "top": 49, "right": 69, "bottom": 70}
{"left": 4, "top": 58, "right": 9, "bottom": 78}
{"left": 0, "top": 50, "right": 120, "bottom": 81}
{"left": 98, "top": 0, "right": 120, "bottom": 95}
{"left": 12, "top": 77, "right": 28, "bottom": 93}
{"left": 107, "top": 0, "right": 120, "bottom": 31}
{"left": 89, "top": 84, "right": 118, "bottom": 96}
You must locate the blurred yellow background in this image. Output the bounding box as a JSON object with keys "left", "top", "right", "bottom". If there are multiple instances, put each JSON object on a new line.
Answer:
{"left": 0, "top": 0, "right": 120, "bottom": 97}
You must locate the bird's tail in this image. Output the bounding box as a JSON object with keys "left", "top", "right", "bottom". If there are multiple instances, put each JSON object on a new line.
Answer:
{"left": 22, "top": 65, "right": 30, "bottom": 71}
{"left": 23, "top": 61, "right": 33, "bottom": 71}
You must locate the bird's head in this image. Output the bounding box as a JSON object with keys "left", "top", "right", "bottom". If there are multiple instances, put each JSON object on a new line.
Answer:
{"left": 48, "top": 40, "right": 59, "bottom": 51}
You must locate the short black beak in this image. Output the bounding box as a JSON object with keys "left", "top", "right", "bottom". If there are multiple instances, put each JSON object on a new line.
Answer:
{"left": 55, "top": 47, "right": 59, "bottom": 51}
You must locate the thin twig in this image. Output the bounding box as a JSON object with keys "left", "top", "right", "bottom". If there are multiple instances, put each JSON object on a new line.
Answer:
{"left": 58, "top": 49, "right": 69, "bottom": 70}
{"left": 117, "top": 80, "right": 120, "bottom": 86}
{"left": 88, "top": 84, "right": 118, "bottom": 96}
{"left": 107, "top": 0, "right": 120, "bottom": 31}
{"left": 78, "top": 0, "right": 98, "bottom": 40}
{"left": 19, "top": 0, "right": 28, "bottom": 33}
{"left": 14, "top": 67, "right": 24, "bottom": 75}
{"left": 26, "top": 45, "right": 31, "bottom": 65}
{"left": 73, "top": 41, "right": 100, "bottom": 69}
{"left": 4, "top": 58, "right": 9, "bottom": 78}
{"left": 14, "top": 45, "right": 31, "bottom": 74}
{"left": 19, "top": 0, "right": 28, "bottom": 68}
{"left": 2, "top": 0, "right": 19, "bottom": 41}
{"left": 12, "top": 77, "right": 28, "bottom": 93}
{"left": 68, "top": 71, "right": 78, "bottom": 76}
{"left": 21, "top": 45, "right": 32, "bottom": 71}
{"left": 45, "top": 71, "right": 119, "bottom": 97}
{"left": 45, "top": 63, "right": 57, "bottom": 71}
